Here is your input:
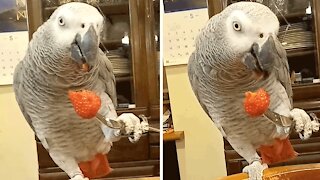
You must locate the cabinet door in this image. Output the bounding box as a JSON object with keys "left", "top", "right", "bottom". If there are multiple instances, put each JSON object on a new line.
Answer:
{"left": 144, "top": 0, "right": 160, "bottom": 120}
{"left": 145, "top": 0, "right": 160, "bottom": 162}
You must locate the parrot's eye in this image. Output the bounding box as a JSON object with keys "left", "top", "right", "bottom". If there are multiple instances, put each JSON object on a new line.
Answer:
{"left": 81, "top": 23, "right": 85, "bottom": 28}
{"left": 58, "top": 17, "right": 65, "bottom": 26}
{"left": 259, "top": 33, "right": 264, "bottom": 38}
{"left": 233, "top": 22, "right": 241, "bottom": 31}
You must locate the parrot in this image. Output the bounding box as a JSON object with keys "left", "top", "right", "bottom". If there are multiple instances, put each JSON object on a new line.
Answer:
{"left": 188, "top": 2, "right": 320, "bottom": 180}
{"left": 13, "top": 2, "right": 148, "bottom": 180}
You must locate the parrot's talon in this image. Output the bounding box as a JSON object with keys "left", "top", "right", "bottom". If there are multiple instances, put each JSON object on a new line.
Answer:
{"left": 311, "top": 121, "right": 319, "bottom": 132}
{"left": 309, "top": 113, "right": 320, "bottom": 132}
{"left": 128, "top": 123, "right": 143, "bottom": 143}
{"left": 298, "top": 133, "right": 304, "bottom": 140}
{"left": 114, "top": 129, "right": 121, "bottom": 137}
{"left": 243, "top": 161, "right": 267, "bottom": 180}
{"left": 141, "top": 121, "right": 149, "bottom": 133}
{"left": 128, "top": 133, "right": 141, "bottom": 143}
{"left": 309, "top": 113, "right": 319, "bottom": 121}
{"left": 138, "top": 114, "right": 150, "bottom": 133}
{"left": 70, "top": 175, "right": 88, "bottom": 180}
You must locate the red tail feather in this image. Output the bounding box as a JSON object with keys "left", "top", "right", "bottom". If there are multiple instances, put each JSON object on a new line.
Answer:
{"left": 259, "top": 138, "right": 298, "bottom": 164}
{"left": 79, "top": 153, "right": 112, "bottom": 178}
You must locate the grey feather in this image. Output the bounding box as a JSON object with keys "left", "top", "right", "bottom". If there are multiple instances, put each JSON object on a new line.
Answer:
{"left": 98, "top": 49, "right": 117, "bottom": 106}
{"left": 188, "top": 52, "right": 209, "bottom": 115}
{"left": 274, "top": 37, "right": 293, "bottom": 107}
{"left": 13, "top": 62, "right": 35, "bottom": 131}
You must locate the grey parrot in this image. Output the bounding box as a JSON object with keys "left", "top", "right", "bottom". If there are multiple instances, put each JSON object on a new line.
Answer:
{"left": 13, "top": 2, "right": 147, "bottom": 180}
{"left": 188, "top": 2, "right": 319, "bottom": 180}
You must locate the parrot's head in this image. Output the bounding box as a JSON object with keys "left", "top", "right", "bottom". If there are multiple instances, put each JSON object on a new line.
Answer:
{"left": 44, "top": 2, "right": 104, "bottom": 70}
{"left": 198, "top": 2, "right": 281, "bottom": 78}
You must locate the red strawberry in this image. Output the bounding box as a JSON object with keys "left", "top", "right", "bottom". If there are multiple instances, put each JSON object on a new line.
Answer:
{"left": 68, "top": 90, "right": 101, "bottom": 119}
{"left": 244, "top": 88, "right": 270, "bottom": 117}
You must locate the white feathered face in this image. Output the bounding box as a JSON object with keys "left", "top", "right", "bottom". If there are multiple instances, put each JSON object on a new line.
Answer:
{"left": 223, "top": 2, "right": 281, "bottom": 77}
{"left": 225, "top": 9, "right": 279, "bottom": 56}
{"left": 49, "top": 2, "right": 104, "bottom": 68}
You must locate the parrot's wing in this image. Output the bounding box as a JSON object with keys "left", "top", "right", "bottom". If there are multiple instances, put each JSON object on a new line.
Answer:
{"left": 13, "top": 61, "right": 35, "bottom": 131}
{"left": 188, "top": 52, "right": 210, "bottom": 115}
{"left": 98, "top": 49, "right": 117, "bottom": 106}
{"left": 274, "top": 38, "right": 293, "bottom": 107}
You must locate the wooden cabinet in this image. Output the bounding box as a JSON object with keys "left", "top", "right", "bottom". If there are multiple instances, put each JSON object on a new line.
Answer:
{"left": 26, "top": 0, "right": 159, "bottom": 179}
{"left": 207, "top": 0, "right": 320, "bottom": 175}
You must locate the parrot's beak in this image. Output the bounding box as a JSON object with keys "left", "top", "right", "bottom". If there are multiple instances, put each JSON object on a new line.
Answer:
{"left": 244, "top": 36, "right": 277, "bottom": 79}
{"left": 71, "top": 25, "right": 99, "bottom": 72}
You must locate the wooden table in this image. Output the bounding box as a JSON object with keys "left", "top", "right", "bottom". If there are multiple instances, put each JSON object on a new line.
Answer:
{"left": 122, "top": 177, "right": 159, "bottom": 180}
{"left": 163, "top": 131, "right": 184, "bottom": 141}
{"left": 218, "top": 163, "right": 320, "bottom": 180}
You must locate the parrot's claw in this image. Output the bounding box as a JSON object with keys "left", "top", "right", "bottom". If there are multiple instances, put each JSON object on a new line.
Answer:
{"left": 243, "top": 161, "right": 267, "bottom": 180}
{"left": 290, "top": 108, "right": 319, "bottom": 140}
{"left": 310, "top": 113, "right": 320, "bottom": 132}
{"left": 138, "top": 114, "right": 150, "bottom": 133}
{"left": 114, "top": 113, "right": 146, "bottom": 143}
{"left": 128, "top": 126, "right": 143, "bottom": 143}
{"left": 70, "top": 175, "right": 89, "bottom": 180}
